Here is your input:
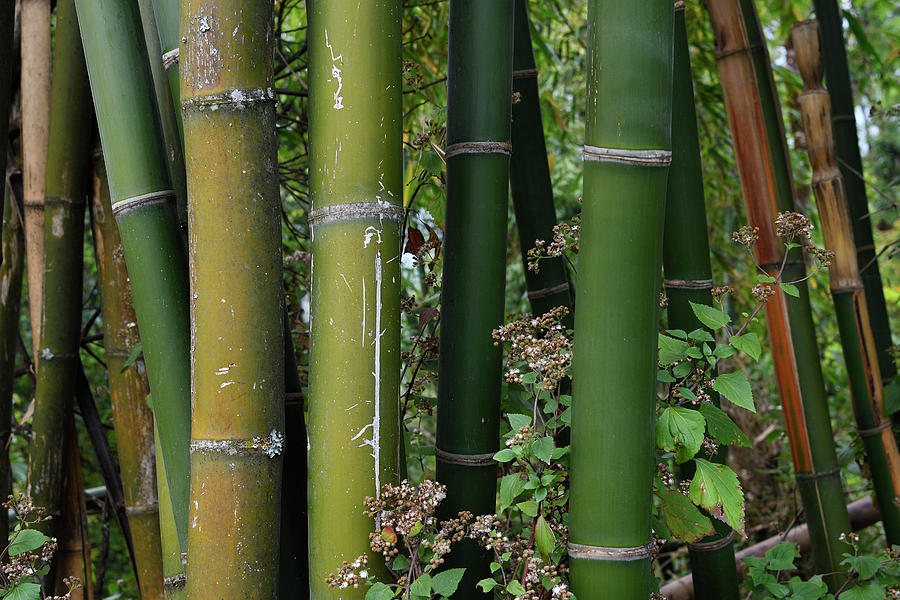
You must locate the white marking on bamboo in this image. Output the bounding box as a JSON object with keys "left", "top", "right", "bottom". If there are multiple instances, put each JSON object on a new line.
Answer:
{"left": 323, "top": 30, "right": 344, "bottom": 110}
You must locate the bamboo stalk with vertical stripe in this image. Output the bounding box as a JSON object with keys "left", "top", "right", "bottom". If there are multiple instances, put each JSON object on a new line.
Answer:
{"left": 663, "top": 5, "right": 738, "bottom": 599}
{"left": 307, "top": 1, "right": 403, "bottom": 596}
{"left": 706, "top": 0, "right": 852, "bottom": 585}
{"left": 792, "top": 19, "right": 900, "bottom": 545}
{"left": 569, "top": 2, "right": 673, "bottom": 598}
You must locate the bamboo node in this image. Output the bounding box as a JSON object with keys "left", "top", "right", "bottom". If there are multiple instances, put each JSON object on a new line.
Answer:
{"left": 686, "top": 530, "right": 734, "bottom": 553}
{"left": 125, "top": 503, "right": 159, "bottom": 516}
{"left": 512, "top": 68, "right": 539, "bottom": 80}
{"left": 859, "top": 422, "right": 892, "bottom": 439}
{"left": 673, "top": 0, "right": 685, "bottom": 10}
{"left": 162, "top": 47, "right": 179, "bottom": 69}
{"left": 308, "top": 202, "right": 402, "bottom": 228}
{"left": 444, "top": 141, "right": 512, "bottom": 158}
{"left": 567, "top": 540, "right": 654, "bottom": 561}
{"left": 45, "top": 195, "right": 84, "bottom": 207}
{"left": 795, "top": 467, "right": 841, "bottom": 481}
{"left": 434, "top": 447, "right": 497, "bottom": 467}
{"left": 164, "top": 574, "right": 186, "bottom": 591}
{"left": 582, "top": 145, "right": 672, "bottom": 167}
{"left": 181, "top": 88, "right": 276, "bottom": 112}
{"left": 112, "top": 190, "right": 176, "bottom": 217}
{"left": 664, "top": 278, "right": 714, "bottom": 290}
{"left": 190, "top": 429, "right": 285, "bottom": 458}
{"left": 527, "top": 282, "right": 570, "bottom": 301}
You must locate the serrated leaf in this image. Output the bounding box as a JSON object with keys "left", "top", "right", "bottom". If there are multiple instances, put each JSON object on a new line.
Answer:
{"left": 756, "top": 274, "right": 776, "bottom": 284}
{"left": 765, "top": 541, "right": 800, "bottom": 570}
{"left": 409, "top": 572, "right": 431, "bottom": 599}
{"left": 507, "top": 581, "right": 527, "bottom": 596}
{"left": 659, "top": 334, "right": 689, "bottom": 366}
{"left": 667, "top": 329, "right": 688, "bottom": 339}
{"left": 699, "top": 403, "right": 750, "bottom": 447}
{"left": 673, "top": 361, "right": 693, "bottom": 378}
{"left": 8, "top": 529, "right": 50, "bottom": 556}
{"left": 780, "top": 283, "right": 799, "bottom": 298}
{"left": 712, "top": 344, "right": 735, "bottom": 358}
{"left": 729, "top": 333, "right": 761, "bottom": 361}
{"left": 658, "top": 369, "right": 676, "bottom": 383}
{"left": 431, "top": 568, "right": 466, "bottom": 596}
{"left": 688, "top": 328, "right": 715, "bottom": 343}
{"left": 842, "top": 554, "right": 882, "bottom": 580}
{"left": 787, "top": 575, "right": 828, "bottom": 600}
{"left": 839, "top": 583, "right": 886, "bottom": 600}
{"left": 678, "top": 387, "right": 697, "bottom": 402}
{"left": 516, "top": 500, "right": 538, "bottom": 517}
{"left": 690, "top": 301, "right": 731, "bottom": 330}
{"left": 660, "top": 490, "right": 715, "bottom": 542}
{"left": 365, "top": 582, "right": 395, "bottom": 600}
{"left": 391, "top": 554, "right": 411, "bottom": 571}
{"left": 499, "top": 473, "right": 526, "bottom": 511}
{"left": 713, "top": 371, "right": 755, "bottom": 413}
{"left": 506, "top": 413, "right": 532, "bottom": 433}
{"left": 689, "top": 458, "right": 745, "bottom": 535}
{"left": 493, "top": 449, "right": 517, "bottom": 463}
{"left": 1, "top": 583, "right": 41, "bottom": 600}
{"left": 532, "top": 436, "right": 555, "bottom": 464}
{"left": 534, "top": 515, "right": 556, "bottom": 557}
{"left": 655, "top": 407, "right": 706, "bottom": 463}
{"left": 476, "top": 578, "right": 498, "bottom": 593}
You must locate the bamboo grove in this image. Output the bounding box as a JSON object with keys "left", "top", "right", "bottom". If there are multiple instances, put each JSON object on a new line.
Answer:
{"left": 0, "top": 0, "right": 898, "bottom": 599}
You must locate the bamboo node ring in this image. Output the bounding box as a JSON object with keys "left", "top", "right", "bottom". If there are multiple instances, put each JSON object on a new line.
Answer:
{"left": 434, "top": 447, "right": 497, "bottom": 467}
{"left": 162, "top": 47, "right": 180, "bottom": 69}
{"left": 567, "top": 541, "right": 655, "bottom": 561}
{"left": 112, "top": 190, "right": 176, "bottom": 217}
{"left": 181, "top": 87, "right": 276, "bottom": 111}
{"left": 444, "top": 141, "right": 512, "bottom": 159}
{"left": 125, "top": 503, "right": 159, "bottom": 516}
{"left": 190, "top": 429, "right": 285, "bottom": 458}
{"left": 795, "top": 467, "right": 840, "bottom": 481}
{"left": 308, "top": 202, "right": 403, "bottom": 228}
{"left": 687, "top": 530, "right": 734, "bottom": 553}
{"left": 673, "top": 0, "right": 685, "bottom": 10}
{"left": 527, "top": 282, "right": 570, "bottom": 301}
{"left": 45, "top": 196, "right": 83, "bottom": 207}
{"left": 164, "top": 574, "right": 186, "bottom": 591}
{"left": 582, "top": 145, "right": 672, "bottom": 167}
{"left": 859, "top": 422, "right": 892, "bottom": 438}
{"left": 664, "top": 278, "right": 714, "bottom": 290}
{"left": 513, "top": 68, "right": 539, "bottom": 80}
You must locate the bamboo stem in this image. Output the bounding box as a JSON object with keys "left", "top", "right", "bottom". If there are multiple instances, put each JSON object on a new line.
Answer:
{"left": 54, "top": 432, "right": 94, "bottom": 600}
{"left": 792, "top": 20, "right": 900, "bottom": 545}
{"left": 0, "top": 0, "right": 14, "bottom": 229}
{"left": 705, "top": 0, "right": 853, "bottom": 584}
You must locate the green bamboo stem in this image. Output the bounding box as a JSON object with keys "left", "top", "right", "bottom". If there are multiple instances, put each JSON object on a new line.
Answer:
{"left": 793, "top": 20, "right": 900, "bottom": 545}
{"left": 0, "top": 179, "right": 24, "bottom": 546}
{"left": 181, "top": 0, "right": 285, "bottom": 594}
{"left": 569, "top": 3, "right": 672, "bottom": 598}
{"left": 150, "top": 0, "right": 184, "bottom": 148}
{"left": 27, "top": 0, "right": 91, "bottom": 545}
{"left": 434, "top": 2, "right": 514, "bottom": 594}
{"left": 307, "top": 1, "right": 402, "bottom": 596}
{"left": 706, "top": 0, "right": 852, "bottom": 585}
{"left": 90, "top": 149, "right": 165, "bottom": 599}
{"left": 509, "top": 0, "right": 572, "bottom": 319}
{"left": 662, "top": 6, "right": 738, "bottom": 600}
{"left": 810, "top": 0, "right": 895, "bottom": 389}
{"left": 75, "top": 0, "right": 193, "bottom": 553}
{"left": 155, "top": 426, "right": 185, "bottom": 600}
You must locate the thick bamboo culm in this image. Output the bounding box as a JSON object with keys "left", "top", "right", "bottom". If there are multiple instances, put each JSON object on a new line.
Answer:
{"left": 307, "top": 1, "right": 402, "bottom": 596}
{"left": 811, "top": 0, "right": 895, "bottom": 389}
{"left": 27, "top": 0, "right": 92, "bottom": 551}
{"left": 662, "top": 6, "right": 738, "bottom": 600}
{"left": 90, "top": 150, "right": 165, "bottom": 600}
{"left": 75, "top": 0, "right": 193, "bottom": 553}
{"left": 509, "top": 0, "right": 572, "bottom": 318}
{"left": 20, "top": 0, "right": 50, "bottom": 358}
{"left": 181, "top": 0, "right": 286, "bottom": 592}
{"left": 792, "top": 20, "right": 900, "bottom": 545}
{"left": 705, "top": 0, "right": 852, "bottom": 585}
{"left": 435, "top": 1, "right": 514, "bottom": 593}
{"left": 569, "top": 2, "right": 672, "bottom": 598}
{"left": 155, "top": 426, "right": 185, "bottom": 600}
{"left": 0, "top": 178, "right": 25, "bottom": 546}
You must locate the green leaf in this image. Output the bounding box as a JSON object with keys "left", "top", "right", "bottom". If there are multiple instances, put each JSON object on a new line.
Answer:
{"left": 660, "top": 490, "right": 715, "bottom": 542}
{"left": 787, "top": 575, "right": 827, "bottom": 600}
{"left": 666, "top": 329, "right": 688, "bottom": 340}
{"left": 391, "top": 554, "right": 411, "bottom": 571}
{"left": 532, "top": 436, "right": 555, "bottom": 464}
{"left": 842, "top": 554, "right": 882, "bottom": 580}
{"left": 431, "top": 568, "right": 466, "bottom": 596}
{"left": 121, "top": 342, "right": 143, "bottom": 372}
{"left": 499, "top": 473, "right": 526, "bottom": 511}
{"left": 839, "top": 583, "right": 886, "bottom": 600}
{"left": 409, "top": 572, "right": 432, "bottom": 599}
{"left": 365, "top": 582, "right": 395, "bottom": 600}
{"left": 534, "top": 515, "right": 556, "bottom": 557}
{"left": 765, "top": 541, "right": 800, "bottom": 571}
{"left": 756, "top": 274, "right": 776, "bottom": 284}
{"left": 689, "top": 458, "right": 745, "bottom": 535}
{"left": 884, "top": 380, "right": 900, "bottom": 414}
{"left": 699, "top": 403, "right": 750, "bottom": 447}
{"left": 712, "top": 371, "right": 755, "bottom": 413}
{"left": 476, "top": 578, "right": 498, "bottom": 593}
{"left": 655, "top": 407, "right": 706, "bottom": 463}
{"left": 659, "top": 334, "right": 689, "bottom": 366}
{"left": 780, "top": 283, "right": 799, "bottom": 298}
{"left": 490, "top": 562, "right": 501, "bottom": 573}
{"left": 688, "top": 328, "right": 715, "bottom": 343}
{"left": 842, "top": 9, "right": 882, "bottom": 67}
{"left": 507, "top": 581, "right": 527, "bottom": 596}
{"left": 1, "top": 583, "right": 41, "bottom": 600}
{"left": 729, "top": 333, "right": 761, "bottom": 361}
{"left": 673, "top": 362, "right": 692, "bottom": 378}
{"left": 520, "top": 372, "right": 537, "bottom": 385}
{"left": 493, "top": 449, "right": 517, "bottom": 463}
{"left": 657, "top": 369, "right": 675, "bottom": 383}
{"left": 678, "top": 387, "right": 697, "bottom": 403}
{"left": 689, "top": 301, "right": 731, "bottom": 330}
{"left": 516, "top": 500, "right": 538, "bottom": 517}
{"left": 408, "top": 521, "right": 423, "bottom": 537}
{"left": 8, "top": 529, "right": 51, "bottom": 556}
{"left": 712, "top": 344, "right": 735, "bottom": 358}
{"left": 506, "top": 413, "right": 532, "bottom": 433}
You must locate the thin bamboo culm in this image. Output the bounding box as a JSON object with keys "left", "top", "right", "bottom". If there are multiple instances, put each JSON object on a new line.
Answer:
{"left": 27, "top": 0, "right": 92, "bottom": 559}
{"left": 792, "top": 20, "right": 900, "bottom": 545}
{"left": 307, "top": 1, "right": 402, "bottom": 596}
{"left": 181, "top": 0, "right": 285, "bottom": 593}
{"left": 435, "top": 2, "right": 514, "bottom": 594}
{"left": 706, "top": 0, "right": 852, "bottom": 586}
{"left": 663, "top": 5, "right": 738, "bottom": 600}
{"left": 0, "top": 0, "right": 14, "bottom": 223}
{"left": 90, "top": 150, "right": 165, "bottom": 599}
{"left": 569, "top": 2, "right": 672, "bottom": 598}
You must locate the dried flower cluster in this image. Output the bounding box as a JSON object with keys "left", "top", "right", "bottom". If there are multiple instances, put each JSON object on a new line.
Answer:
{"left": 732, "top": 225, "right": 759, "bottom": 248}
{"left": 774, "top": 210, "right": 814, "bottom": 241}
{"left": 324, "top": 554, "right": 369, "bottom": 590}
{"left": 364, "top": 479, "right": 446, "bottom": 536}
{"left": 492, "top": 306, "right": 572, "bottom": 391}
{"left": 751, "top": 283, "right": 776, "bottom": 303}
{"left": 527, "top": 216, "right": 580, "bottom": 273}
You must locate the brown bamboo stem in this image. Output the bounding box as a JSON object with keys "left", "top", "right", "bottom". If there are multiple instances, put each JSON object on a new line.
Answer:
{"left": 54, "top": 431, "right": 94, "bottom": 600}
